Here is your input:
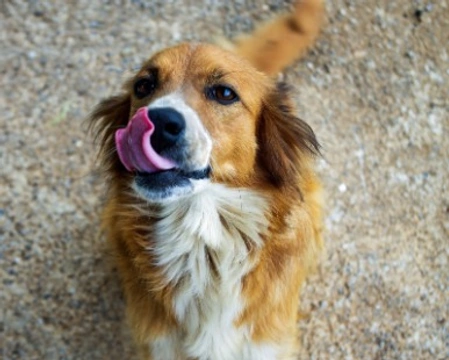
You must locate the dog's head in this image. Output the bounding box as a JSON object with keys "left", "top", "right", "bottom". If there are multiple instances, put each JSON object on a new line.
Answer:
{"left": 90, "top": 43, "right": 319, "bottom": 202}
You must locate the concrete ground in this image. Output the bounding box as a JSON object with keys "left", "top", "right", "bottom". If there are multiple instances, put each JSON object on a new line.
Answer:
{"left": 1, "top": 0, "right": 448, "bottom": 359}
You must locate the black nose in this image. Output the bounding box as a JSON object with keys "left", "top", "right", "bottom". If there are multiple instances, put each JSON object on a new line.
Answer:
{"left": 148, "top": 107, "right": 186, "bottom": 153}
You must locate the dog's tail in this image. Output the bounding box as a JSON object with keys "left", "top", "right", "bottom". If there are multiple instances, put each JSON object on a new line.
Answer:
{"left": 232, "top": 0, "right": 324, "bottom": 76}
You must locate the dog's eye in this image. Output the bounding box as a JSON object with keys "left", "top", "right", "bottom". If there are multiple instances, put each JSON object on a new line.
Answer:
{"left": 134, "top": 75, "right": 157, "bottom": 99}
{"left": 207, "top": 85, "right": 239, "bottom": 105}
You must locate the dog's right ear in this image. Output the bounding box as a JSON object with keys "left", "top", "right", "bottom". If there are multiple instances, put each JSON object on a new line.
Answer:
{"left": 88, "top": 94, "right": 131, "bottom": 172}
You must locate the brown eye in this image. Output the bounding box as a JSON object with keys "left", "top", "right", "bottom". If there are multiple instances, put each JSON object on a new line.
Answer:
{"left": 207, "top": 85, "right": 239, "bottom": 105}
{"left": 134, "top": 72, "right": 157, "bottom": 99}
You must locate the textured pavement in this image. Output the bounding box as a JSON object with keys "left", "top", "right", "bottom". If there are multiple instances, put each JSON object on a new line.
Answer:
{"left": 1, "top": 1, "right": 448, "bottom": 359}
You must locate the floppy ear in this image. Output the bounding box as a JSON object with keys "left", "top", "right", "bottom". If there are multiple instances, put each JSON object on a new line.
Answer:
{"left": 88, "top": 94, "right": 131, "bottom": 173}
{"left": 257, "top": 83, "right": 320, "bottom": 190}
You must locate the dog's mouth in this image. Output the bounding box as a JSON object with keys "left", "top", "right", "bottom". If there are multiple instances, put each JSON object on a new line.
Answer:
{"left": 133, "top": 167, "right": 211, "bottom": 201}
{"left": 136, "top": 167, "right": 211, "bottom": 189}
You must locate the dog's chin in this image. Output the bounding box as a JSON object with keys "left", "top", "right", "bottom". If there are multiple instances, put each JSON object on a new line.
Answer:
{"left": 132, "top": 167, "right": 211, "bottom": 203}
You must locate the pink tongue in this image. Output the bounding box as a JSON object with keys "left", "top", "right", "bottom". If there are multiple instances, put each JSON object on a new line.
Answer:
{"left": 115, "top": 107, "right": 176, "bottom": 173}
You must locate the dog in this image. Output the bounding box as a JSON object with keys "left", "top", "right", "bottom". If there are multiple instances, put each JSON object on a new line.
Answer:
{"left": 89, "top": 1, "right": 324, "bottom": 359}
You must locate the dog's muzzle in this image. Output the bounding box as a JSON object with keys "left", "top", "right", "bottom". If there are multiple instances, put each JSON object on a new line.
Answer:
{"left": 115, "top": 106, "right": 211, "bottom": 201}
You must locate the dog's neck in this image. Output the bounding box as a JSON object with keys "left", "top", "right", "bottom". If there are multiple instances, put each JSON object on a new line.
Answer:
{"left": 151, "top": 182, "right": 269, "bottom": 291}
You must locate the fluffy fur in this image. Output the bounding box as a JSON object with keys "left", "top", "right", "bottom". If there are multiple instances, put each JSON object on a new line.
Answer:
{"left": 89, "top": 1, "right": 325, "bottom": 359}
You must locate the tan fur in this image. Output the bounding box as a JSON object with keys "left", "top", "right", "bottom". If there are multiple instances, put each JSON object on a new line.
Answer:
{"left": 234, "top": 0, "right": 325, "bottom": 75}
{"left": 90, "top": 1, "right": 324, "bottom": 358}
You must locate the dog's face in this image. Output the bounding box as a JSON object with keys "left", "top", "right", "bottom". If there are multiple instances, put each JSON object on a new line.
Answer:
{"left": 91, "top": 43, "right": 319, "bottom": 202}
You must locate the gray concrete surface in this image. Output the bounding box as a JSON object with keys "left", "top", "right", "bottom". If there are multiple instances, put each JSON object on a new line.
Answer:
{"left": 1, "top": 0, "right": 448, "bottom": 359}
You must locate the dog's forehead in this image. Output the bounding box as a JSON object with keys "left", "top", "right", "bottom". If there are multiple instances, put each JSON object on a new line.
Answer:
{"left": 139, "top": 43, "right": 270, "bottom": 90}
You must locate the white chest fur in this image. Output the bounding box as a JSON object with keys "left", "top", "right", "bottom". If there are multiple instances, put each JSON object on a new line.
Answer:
{"left": 149, "top": 183, "right": 269, "bottom": 360}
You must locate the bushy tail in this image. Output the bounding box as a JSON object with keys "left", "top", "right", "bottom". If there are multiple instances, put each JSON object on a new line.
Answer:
{"left": 233, "top": 0, "right": 324, "bottom": 76}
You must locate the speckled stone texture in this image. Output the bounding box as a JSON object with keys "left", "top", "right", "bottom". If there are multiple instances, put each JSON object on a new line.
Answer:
{"left": 1, "top": 0, "right": 448, "bottom": 359}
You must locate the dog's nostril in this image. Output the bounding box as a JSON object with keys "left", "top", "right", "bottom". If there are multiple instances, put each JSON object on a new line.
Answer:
{"left": 165, "top": 122, "right": 182, "bottom": 136}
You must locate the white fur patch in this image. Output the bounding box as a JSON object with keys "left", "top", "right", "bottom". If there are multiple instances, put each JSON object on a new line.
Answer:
{"left": 242, "top": 342, "right": 287, "bottom": 360}
{"left": 146, "top": 183, "right": 275, "bottom": 359}
{"left": 148, "top": 332, "right": 183, "bottom": 360}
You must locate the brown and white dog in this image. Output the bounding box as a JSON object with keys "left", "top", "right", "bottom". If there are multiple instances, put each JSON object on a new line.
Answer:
{"left": 89, "top": 1, "right": 324, "bottom": 359}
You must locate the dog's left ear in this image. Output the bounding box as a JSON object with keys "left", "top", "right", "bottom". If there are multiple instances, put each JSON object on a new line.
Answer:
{"left": 88, "top": 94, "right": 131, "bottom": 172}
{"left": 257, "top": 83, "right": 320, "bottom": 189}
